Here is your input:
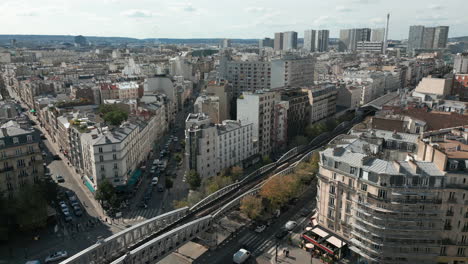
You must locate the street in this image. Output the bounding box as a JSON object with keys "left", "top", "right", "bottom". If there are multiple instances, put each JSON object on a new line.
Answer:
{"left": 194, "top": 185, "right": 317, "bottom": 264}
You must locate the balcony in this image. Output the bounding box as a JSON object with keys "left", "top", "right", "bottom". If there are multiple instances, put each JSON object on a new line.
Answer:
{"left": 444, "top": 225, "right": 452, "bottom": 231}
{"left": 448, "top": 197, "right": 458, "bottom": 203}
{"left": 0, "top": 166, "right": 14, "bottom": 173}
{"left": 446, "top": 211, "right": 454, "bottom": 217}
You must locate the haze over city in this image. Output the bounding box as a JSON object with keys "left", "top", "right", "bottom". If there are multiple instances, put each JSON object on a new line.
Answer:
{"left": 1, "top": 0, "right": 467, "bottom": 38}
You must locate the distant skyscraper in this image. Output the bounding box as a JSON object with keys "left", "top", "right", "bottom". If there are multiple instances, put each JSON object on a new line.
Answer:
{"left": 408, "top": 25, "right": 449, "bottom": 56}
{"left": 259, "top": 38, "right": 274, "bottom": 48}
{"left": 407, "top": 25, "right": 425, "bottom": 56}
{"left": 304, "top": 29, "right": 317, "bottom": 52}
{"left": 339, "top": 28, "right": 370, "bottom": 51}
{"left": 316, "top": 30, "right": 329, "bottom": 52}
{"left": 283, "top": 31, "right": 298, "bottom": 50}
{"left": 371, "top": 28, "right": 385, "bottom": 42}
{"left": 220, "top": 39, "right": 231, "bottom": 48}
{"left": 433, "top": 26, "right": 449, "bottom": 48}
{"left": 274, "top": 32, "right": 284, "bottom": 50}
{"left": 422, "top": 27, "right": 436, "bottom": 49}
{"left": 383, "top": 13, "right": 390, "bottom": 55}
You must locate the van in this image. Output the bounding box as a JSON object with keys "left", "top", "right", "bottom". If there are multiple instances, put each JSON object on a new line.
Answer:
{"left": 233, "top": 248, "right": 250, "bottom": 264}
{"left": 151, "top": 177, "right": 159, "bottom": 186}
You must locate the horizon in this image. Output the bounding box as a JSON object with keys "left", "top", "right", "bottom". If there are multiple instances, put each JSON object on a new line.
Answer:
{"left": 0, "top": 0, "right": 466, "bottom": 39}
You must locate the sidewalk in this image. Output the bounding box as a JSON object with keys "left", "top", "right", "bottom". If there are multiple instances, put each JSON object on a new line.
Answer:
{"left": 269, "top": 246, "right": 322, "bottom": 264}
{"left": 28, "top": 111, "right": 106, "bottom": 219}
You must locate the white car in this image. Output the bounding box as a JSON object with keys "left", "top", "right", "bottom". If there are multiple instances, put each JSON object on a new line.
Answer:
{"left": 45, "top": 251, "right": 68, "bottom": 263}
{"left": 152, "top": 177, "right": 159, "bottom": 186}
{"left": 285, "top": 221, "right": 297, "bottom": 231}
{"left": 254, "top": 225, "right": 266, "bottom": 233}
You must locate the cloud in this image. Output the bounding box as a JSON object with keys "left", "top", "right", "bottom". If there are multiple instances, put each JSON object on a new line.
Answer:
{"left": 245, "top": 7, "right": 268, "bottom": 13}
{"left": 183, "top": 4, "right": 196, "bottom": 12}
{"left": 416, "top": 14, "right": 448, "bottom": 22}
{"left": 121, "top": 9, "right": 154, "bottom": 18}
{"left": 348, "top": 0, "right": 379, "bottom": 4}
{"left": 370, "top": 17, "right": 384, "bottom": 24}
{"left": 428, "top": 4, "right": 444, "bottom": 10}
{"left": 17, "top": 11, "right": 39, "bottom": 17}
{"left": 336, "top": 6, "right": 352, "bottom": 12}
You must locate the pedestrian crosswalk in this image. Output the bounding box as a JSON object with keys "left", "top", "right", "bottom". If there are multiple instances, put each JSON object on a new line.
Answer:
{"left": 122, "top": 208, "right": 160, "bottom": 223}
{"left": 235, "top": 232, "right": 278, "bottom": 257}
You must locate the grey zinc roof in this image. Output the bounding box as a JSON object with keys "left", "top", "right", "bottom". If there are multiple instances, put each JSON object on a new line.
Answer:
{"left": 399, "top": 161, "right": 445, "bottom": 177}
{"left": 350, "top": 129, "right": 419, "bottom": 144}
{"left": 0, "top": 121, "right": 33, "bottom": 137}
{"left": 322, "top": 147, "right": 399, "bottom": 175}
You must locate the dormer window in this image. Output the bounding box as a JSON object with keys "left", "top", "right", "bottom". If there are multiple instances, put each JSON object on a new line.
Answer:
{"left": 13, "top": 137, "right": 19, "bottom": 144}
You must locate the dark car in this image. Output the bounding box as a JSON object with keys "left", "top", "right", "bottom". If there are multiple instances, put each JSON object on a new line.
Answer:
{"left": 56, "top": 175, "right": 65, "bottom": 183}
{"left": 275, "top": 228, "right": 289, "bottom": 239}
{"left": 157, "top": 184, "right": 164, "bottom": 192}
{"left": 53, "top": 155, "right": 61, "bottom": 160}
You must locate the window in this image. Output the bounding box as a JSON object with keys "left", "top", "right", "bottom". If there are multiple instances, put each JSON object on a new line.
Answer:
{"left": 440, "top": 246, "right": 446, "bottom": 256}
{"left": 114, "top": 163, "right": 118, "bottom": 169}
{"left": 0, "top": 140, "right": 4, "bottom": 147}
{"left": 329, "top": 197, "right": 335, "bottom": 207}
{"left": 17, "top": 159, "right": 25, "bottom": 168}
{"left": 99, "top": 147, "right": 103, "bottom": 153}
{"left": 378, "top": 189, "right": 387, "bottom": 198}
{"left": 348, "top": 179, "right": 354, "bottom": 187}
{"left": 333, "top": 173, "right": 337, "bottom": 180}
{"left": 329, "top": 185, "right": 335, "bottom": 194}
{"left": 361, "top": 184, "right": 368, "bottom": 191}
{"left": 350, "top": 167, "right": 356, "bottom": 174}
{"left": 13, "top": 137, "right": 19, "bottom": 144}
{"left": 99, "top": 155, "right": 104, "bottom": 162}
{"left": 114, "top": 171, "right": 119, "bottom": 177}
{"left": 101, "top": 165, "right": 105, "bottom": 171}
{"left": 112, "top": 145, "right": 116, "bottom": 152}
{"left": 28, "top": 146, "right": 34, "bottom": 153}
{"left": 457, "top": 247, "right": 465, "bottom": 256}
{"left": 113, "top": 154, "right": 117, "bottom": 160}
{"left": 15, "top": 148, "right": 22, "bottom": 155}
{"left": 27, "top": 135, "right": 33, "bottom": 142}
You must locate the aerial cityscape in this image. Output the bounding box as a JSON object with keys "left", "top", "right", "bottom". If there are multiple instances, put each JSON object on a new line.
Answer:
{"left": 1, "top": 1, "right": 468, "bottom": 264}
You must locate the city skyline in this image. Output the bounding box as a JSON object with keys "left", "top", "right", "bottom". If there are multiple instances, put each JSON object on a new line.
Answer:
{"left": 0, "top": 0, "right": 467, "bottom": 39}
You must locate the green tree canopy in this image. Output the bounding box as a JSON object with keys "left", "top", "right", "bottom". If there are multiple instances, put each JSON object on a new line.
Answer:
{"left": 95, "top": 179, "right": 116, "bottom": 206}
{"left": 103, "top": 111, "right": 128, "bottom": 126}
{"left": 187, "top": 170, "right": 201, "bottom": 190}
{"left": 240, "top": 196, "right": 263, "bottom": 220}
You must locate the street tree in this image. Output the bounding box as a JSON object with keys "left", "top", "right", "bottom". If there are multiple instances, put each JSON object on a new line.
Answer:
{"left": 262, "top": 155, "right": 272, "bottom": 164}
{"left": 187, "top": 170, "right": 201, "bottom": 190}
{"left": 165, "top": 178, "right": 173, "bottom": 191}
{"left": 240, "top": 196, "right": 263, "bottom": 220}
{"left": 260, "top": 176, "right": 290, "bottom": 209}
{"left": 173, "top": 199, "right": 189, "bottom": 208}
{"left": 95, "top": 179, "right": 116, "bottom": 206}
{"left": 103, "top": 111, "right": 128, "bottom": 126}
{"left": 205, "top": 174, "right": 233, "bottom": 195}
{"left": 230, "top": 166, "right": 243, "bottom": 181}
{"left": 292, "top": 135, "right": 308, "bottom": 147}
{"left": 13, "top": 185, "right": 48, "bottom": 231}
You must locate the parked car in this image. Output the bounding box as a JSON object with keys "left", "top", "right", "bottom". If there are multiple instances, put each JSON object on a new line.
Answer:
{"left": 64, "top": 215, "right": 73, "bottom": 222}
{"left": 254, "top": 225, "right": 266, "bottom": 233}
{"left": 152, "top": 177, "right": 159, "bottom": 186}
{"left": 299, "top": 209, "right": 310, "bottom": 217}
{"left": 73, "top": 206, "right": 83, "bottom": 217}
{"left": 233, "top": 248, "right": 250, "bottom": 264}
{"left": 56, "top": 175, "right": 65, "bottom": 183}
{"left": 53, "top": 155, "right": 61, "bottom": 160}
{"left": 285, "top": 221, "right": 297, "bottom": 231}
{"left": 275, "top": 228, "right": 289, "bottom": 239}
{"left": 157, "top": 184, "right": 164, "bottom": 192}
{"left": 45, "top": 251, "right": 68, "bottom": 263}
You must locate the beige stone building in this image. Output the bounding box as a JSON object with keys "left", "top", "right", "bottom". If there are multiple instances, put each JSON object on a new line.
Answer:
{"left": 0, "top": 120, "right": 44, "bottom": 199}
{"left": 314, "top": 127, "right": 468, "bottom": 264}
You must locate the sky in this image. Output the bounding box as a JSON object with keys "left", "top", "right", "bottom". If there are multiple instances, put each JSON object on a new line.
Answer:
{"left": 1, "top": 0, "right": 467, "bottom": 39}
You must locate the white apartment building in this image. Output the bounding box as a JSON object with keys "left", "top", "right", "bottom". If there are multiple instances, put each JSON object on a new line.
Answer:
{"left": 185, "top": 113, "right": 257, "bottom": 178}
{"left": 81, "top": 123, "right": 141, "bottom": 190}
{"left": 218, "top": 55, "right": 271, "bottom": 96}
{"left": 271, "top": 56, "right": 315, "bottom": 89}
{"left": 302, "top": 83, "right": 338, "bottom": 123}
{"left": 237, "top": 90, "right": 281, "bottom": 155}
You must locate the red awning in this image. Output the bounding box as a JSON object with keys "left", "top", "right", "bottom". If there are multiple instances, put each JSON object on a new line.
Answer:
{"left": 303, "top": 234, "right": 334, "bottom": 255}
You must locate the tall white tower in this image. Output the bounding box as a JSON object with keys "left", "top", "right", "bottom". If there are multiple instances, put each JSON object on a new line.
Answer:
{"left": 383, "top": 13, "right": 390, "bottom": 55}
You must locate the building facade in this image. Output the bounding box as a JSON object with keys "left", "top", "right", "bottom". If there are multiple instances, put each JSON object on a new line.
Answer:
{"left": 0, "top": 121, "right": 44, "bottom": 199}
{"left": 270, "top": 56, "right": 315, "bottom": 89}
{"left": 185, "top": 113, "right": 257, "bottom": 178}
{"left": 237, "top": 90, "right": 281, "bottom": 156}
{"left": 315, "top": 127, "right": 468, "bottom": 264}
{"left": 316, "top": 30, "right": 330, "bottom": 52}
{"left": 304, "top": 29, "right": 317, "bottom": 52}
